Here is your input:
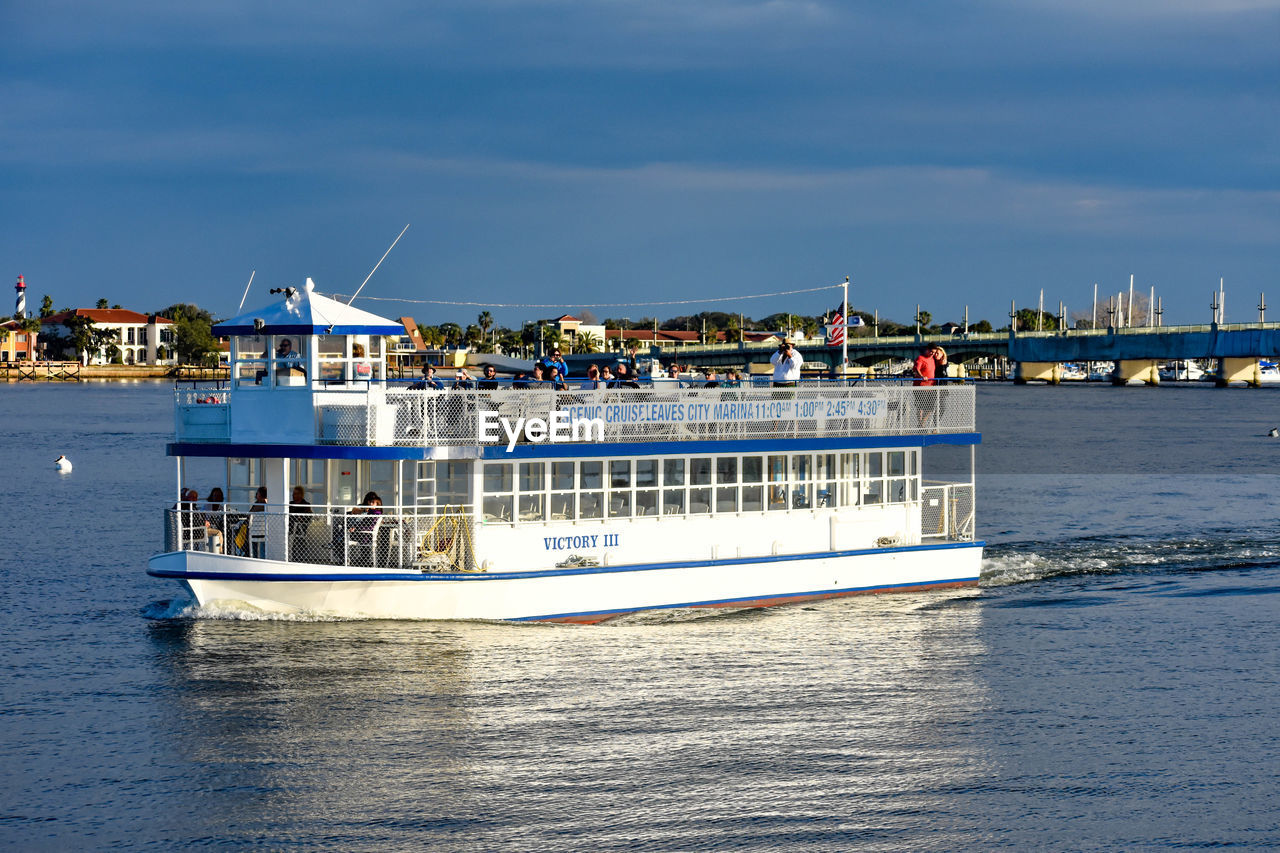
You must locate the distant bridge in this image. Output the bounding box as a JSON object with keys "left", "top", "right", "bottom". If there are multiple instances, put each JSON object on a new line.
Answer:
{"left": 634, "top": 322, "right": 1280, "bottom": 385}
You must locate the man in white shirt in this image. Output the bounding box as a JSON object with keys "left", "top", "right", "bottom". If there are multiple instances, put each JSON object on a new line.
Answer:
{"left": 770, "top": 339, "right": 803, "bottom": 386}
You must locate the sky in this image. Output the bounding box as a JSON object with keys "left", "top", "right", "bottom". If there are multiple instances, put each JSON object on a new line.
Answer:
{"left": 3, "top": 0, "right": 1278, "bottom": 330}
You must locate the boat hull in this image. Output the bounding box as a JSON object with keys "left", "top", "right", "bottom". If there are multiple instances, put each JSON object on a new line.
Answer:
{"left": 148, "top": 542, "right": 984, "bottom": 623}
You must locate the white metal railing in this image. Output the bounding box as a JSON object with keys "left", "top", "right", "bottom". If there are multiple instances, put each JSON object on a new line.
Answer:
{"left": 174, "top": 381, "right": 975, "bottom": 446}
{"left": 164, "top": 505, "right": 476, "bottom": 572}
{"left": 327, "top": 383, "right": 975, "bottom": 447}
{"left": 920, "top": 483, "right": 975, "bottom": 542}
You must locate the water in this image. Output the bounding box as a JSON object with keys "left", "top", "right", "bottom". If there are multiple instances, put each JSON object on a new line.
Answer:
{"left": 2, "top": 381, "right": 1278, "bottom": 849}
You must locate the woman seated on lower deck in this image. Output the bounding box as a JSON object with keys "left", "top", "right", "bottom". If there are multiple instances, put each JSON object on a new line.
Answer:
{"left": 332, "top": 491, "right": 385, "bottom": 565}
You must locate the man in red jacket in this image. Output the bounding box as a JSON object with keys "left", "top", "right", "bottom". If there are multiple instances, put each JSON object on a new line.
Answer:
{"left": 913, "top": 344, "right": 948, "bottom": 427}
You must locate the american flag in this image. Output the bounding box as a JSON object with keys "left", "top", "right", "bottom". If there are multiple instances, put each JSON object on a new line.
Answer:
{"left": 828, "top": 301, "right": 846, "bottom": 346}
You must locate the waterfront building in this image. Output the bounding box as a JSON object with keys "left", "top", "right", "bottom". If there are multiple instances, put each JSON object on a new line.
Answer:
{"left": 41, "top": 309, "right": 176, "bottom": 365}
{"left": 0, "top": 319, "right": 38, "bottom": 362}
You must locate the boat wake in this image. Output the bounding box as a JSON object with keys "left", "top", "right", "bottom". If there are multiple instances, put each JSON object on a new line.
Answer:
{"left": 141, "top": 597, "right": 348, "bottom": 622}
{"left": 982, "top": 534, "right": 1280, "bottom": 587}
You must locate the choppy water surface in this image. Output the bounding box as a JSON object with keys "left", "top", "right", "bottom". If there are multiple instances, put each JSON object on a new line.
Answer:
{"left": 2, "top": 381, "right": 1278, "bottom": 849}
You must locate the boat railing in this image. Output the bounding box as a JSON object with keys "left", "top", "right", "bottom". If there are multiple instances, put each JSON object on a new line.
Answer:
{"left": 318, "top": 382, "right": 976, "bottom": 447}
{"left": 920, "top": 482, "right": 975, "bottom": 542}
{"left": 164, "top": 505, "right": 477, "bottom": 572}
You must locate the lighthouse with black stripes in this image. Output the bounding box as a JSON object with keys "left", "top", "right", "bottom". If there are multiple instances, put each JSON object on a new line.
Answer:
{"left": 14, "top": 275, "right": 26, "bottom": 319}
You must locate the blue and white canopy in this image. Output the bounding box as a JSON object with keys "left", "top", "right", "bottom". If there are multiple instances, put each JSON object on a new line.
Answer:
{"left": 213, "top": 278, "right": 405, "bottom": 336}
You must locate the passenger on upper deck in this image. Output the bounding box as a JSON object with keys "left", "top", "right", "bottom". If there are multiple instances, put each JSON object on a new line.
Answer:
{"left": 541, "top": 349, "right": 568, "bottom": 380}
{"left": 581, "top": 365, "right": 602, "bottom": 389}
{"left": 478, "top": 365, "right": 499, "bottom": 390}
{"left": 724, "top": 369, "right": 742, "bottom": 388}
{"left": 613, "top": 363, "right": 641, "bottom": 388}
{"left": 913, "top": 344, "right": 948, "bottom": 427}
{"left": 770, "top": 338, "right": 803, "bottom": 387}
{"left": 545, "top": 365, "right": 568, "bottom": 391}
{"left": 600, "top": 365, "right": 615, "bottom": 387}
{"left": 912, "top": 344, "right": 947, "bottom": 387}
{"left": 624, "top": 344, "right": 640, "bottom": 378}
{"left": 410, "top": 363, "right": 443, "bottom": 390}
{"left": 703, "top": 370, "right": 720, "bottom": 389}
{"left": 666, "top": 363, "right": 682, "bottom": 387}
{"left": 453, "top": 369, "right": 474, "bottom": 390}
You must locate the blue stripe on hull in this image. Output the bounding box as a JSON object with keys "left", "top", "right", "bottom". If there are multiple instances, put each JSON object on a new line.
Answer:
{"left": 148, "top": 540, "right": 985, "bottom": 583}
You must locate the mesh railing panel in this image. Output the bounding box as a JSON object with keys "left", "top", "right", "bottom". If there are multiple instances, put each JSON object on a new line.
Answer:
{"left": 920, "top": 483, "right": 975, "bottom": 542}
{"left": 340, "top": 383, "right": 978, "bottom": 448}
{"left": 164, "top": 507, "right": 478, "bottom": 572}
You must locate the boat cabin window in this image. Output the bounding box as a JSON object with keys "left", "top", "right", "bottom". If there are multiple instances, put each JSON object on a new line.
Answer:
{"left": 290, "top": 459, "right": 327, "bottom": 507}
{"left": 316, "top": 336, "right": 383, "bottom": 385}
{"left": 476, "top": 448, "right": 922, "bottom": 525}
{"left": 519, "top": 462, "right": 546, "bottom": 521}
{"left": 231, "top": 334, "right": 309, "bottom": 389}
{"left": 483, "top": 463, "right": 513, "bottom": 521}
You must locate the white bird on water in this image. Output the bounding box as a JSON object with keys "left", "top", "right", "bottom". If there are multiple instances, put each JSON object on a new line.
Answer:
{"left": 1269, "top": 428, "right": 1279, "bottom": 438}
{"left": 54, "top": 455, "right": 73, "bottom": 472}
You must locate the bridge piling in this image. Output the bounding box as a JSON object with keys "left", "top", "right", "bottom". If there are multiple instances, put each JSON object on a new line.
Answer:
{"left": 1216, "top": 357, "right": 1261, "bottom": 388}
{"left": 1013, "top": 362, "right": 1062, "bottom": 385}
{"left": 1111, "top": 360, "right": 1160, "bottom": 386}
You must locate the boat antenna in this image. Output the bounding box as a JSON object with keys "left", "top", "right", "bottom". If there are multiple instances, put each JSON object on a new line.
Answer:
{"left": 237, "top": 270, "right": 256, "bottom": 313}
{"left": 348, "top": 223, "right": 410, "bottom": 305}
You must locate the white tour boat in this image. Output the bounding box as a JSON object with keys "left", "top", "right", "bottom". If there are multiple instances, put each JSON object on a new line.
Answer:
{"left": 148, "top": 280, "right": 982, "bottom": 623}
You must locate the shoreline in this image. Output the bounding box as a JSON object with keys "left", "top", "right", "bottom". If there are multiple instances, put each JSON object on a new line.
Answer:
{"left": 1, "top": 363, "right": 227, "bottom": 382}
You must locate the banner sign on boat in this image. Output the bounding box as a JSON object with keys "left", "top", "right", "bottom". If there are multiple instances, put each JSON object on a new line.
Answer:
{"left": 478, "top": 393, "right": 891, "bottom": 451}
{"left": 556, "top": 394, "right": 891, "bottom": 427}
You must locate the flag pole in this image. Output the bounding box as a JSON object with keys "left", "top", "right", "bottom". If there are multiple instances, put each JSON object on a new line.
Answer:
{"left": 842, "top": 275, "right": 850, "bottom": 375}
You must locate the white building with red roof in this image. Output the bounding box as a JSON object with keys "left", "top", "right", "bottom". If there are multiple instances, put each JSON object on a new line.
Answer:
{"left": 41, "top": 308, "right": 176, "bottom": 365}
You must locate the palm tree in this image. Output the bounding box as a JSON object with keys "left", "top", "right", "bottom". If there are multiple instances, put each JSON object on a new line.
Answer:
{"left": 543, "top": 328, "right": 564, "bottom": 356}
{"left": 725, "top": 317, "right": 743, "bottom": 344}
{"left": 428, "top": 327, "right": 447, "bottom": 349}
{"left": 477, "top": 311, "right": 494, "bottom": 340}
{"left": 574, "top": 331, "right": 601, "bottom": 354}
{"left": 437, "top": 322, "right": 463, "bottom": 348}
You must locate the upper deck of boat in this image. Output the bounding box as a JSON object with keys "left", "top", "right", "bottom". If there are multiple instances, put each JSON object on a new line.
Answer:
{"left": 173, "top": 379, "right": 976, "bottom": 451}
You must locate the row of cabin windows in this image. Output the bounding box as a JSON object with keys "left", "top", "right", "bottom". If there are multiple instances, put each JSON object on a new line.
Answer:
{"left": 480, "top": 451, "right": 918, "bottom": 523}
{"left": 206, "top": 452, "right": 917, "bottom": 521}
